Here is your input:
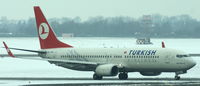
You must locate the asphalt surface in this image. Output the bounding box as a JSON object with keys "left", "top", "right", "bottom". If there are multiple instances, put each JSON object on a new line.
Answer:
{"left": 0, "top": 77, "right": 200, "bottom": 86}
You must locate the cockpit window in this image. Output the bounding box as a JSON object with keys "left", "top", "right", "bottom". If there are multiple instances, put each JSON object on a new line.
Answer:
{"left": 176, "top": 54, "right": 189, "bottom": 58}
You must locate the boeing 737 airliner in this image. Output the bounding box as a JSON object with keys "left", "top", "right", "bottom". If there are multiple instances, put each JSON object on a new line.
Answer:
{"left": 1, "top": 6, "right": 197, "bottom": 80}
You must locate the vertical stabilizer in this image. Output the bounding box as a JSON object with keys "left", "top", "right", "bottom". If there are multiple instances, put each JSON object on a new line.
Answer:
{"left": 34, "top": 6, "right": 72, "bottom": 49}
{"left": 162, "top": 41, "right": 165, "bottom": 48}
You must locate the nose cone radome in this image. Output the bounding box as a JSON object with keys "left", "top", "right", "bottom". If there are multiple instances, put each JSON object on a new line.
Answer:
{"left": 188, "top": 58, "right": 196, "bottom": 68}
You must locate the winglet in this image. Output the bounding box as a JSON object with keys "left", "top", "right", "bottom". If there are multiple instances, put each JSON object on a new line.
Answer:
{"left": 162, "top": 41, "right": 165, "bottom": 48}
{"left": 3, "top": 41, "right": 15, "bottom": 57}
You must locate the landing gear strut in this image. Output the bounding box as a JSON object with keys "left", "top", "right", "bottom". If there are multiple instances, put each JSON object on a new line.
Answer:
{"left": 118, "top": 67, "right": 128, "bottom": 80}
{"left": 174, "top": 71, "right": 186, "bottom": 80}
{"left": 93, "top": 74, "right": 103, "bottom": 80}
{"left": 118, "top": 73, "right": 128, "bottom": 80}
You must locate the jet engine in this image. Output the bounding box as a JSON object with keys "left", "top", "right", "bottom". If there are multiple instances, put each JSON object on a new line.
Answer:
{"left": 140, "top": 72, "right": 161, "bottom": 76}
{"left": 95, "top": 64, "right": 119, "bottom": 76}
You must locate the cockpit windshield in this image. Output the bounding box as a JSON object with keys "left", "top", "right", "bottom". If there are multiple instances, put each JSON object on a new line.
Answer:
{"left": 176, "top": 54, "right": 189, "bottom": 58}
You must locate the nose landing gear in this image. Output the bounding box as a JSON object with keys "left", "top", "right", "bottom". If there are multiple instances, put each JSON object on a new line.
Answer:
{"left": 174, "top": 70, "right": 187, "bottom": 80}
{"left": 175, "top": 75, "right": 180, "bottom": 80}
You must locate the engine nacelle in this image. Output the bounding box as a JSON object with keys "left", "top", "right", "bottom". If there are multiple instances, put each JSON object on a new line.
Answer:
{"left": 140, "top": 72, "right": 161, "bottom": 76}
{"left": 95, "top": 64, "right": 118, "bottom": 76}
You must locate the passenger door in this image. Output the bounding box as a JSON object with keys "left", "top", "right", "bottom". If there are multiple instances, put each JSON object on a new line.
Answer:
{"left": 164, "top": 54, "right": 171, "bottom": 64}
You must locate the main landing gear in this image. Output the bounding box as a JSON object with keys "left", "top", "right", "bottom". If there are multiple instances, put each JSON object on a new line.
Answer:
{"left": 118, "top": 67, "right": 128, "bottom": 80}
{"left": 93, "top": 73, "right": 128, "bottom": 80}
{"left": 118, "top": 72, "right": 128, "bottom": 80}
{"left": 93, "top": 74, "right": 103, "bottom": 80}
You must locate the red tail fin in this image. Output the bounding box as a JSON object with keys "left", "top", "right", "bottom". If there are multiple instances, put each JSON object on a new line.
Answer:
{"left": 34, "top": 6, "right": 72, "bottom": 49}
{"left": 162, "top": 41, "right": 165, "bottom": 48}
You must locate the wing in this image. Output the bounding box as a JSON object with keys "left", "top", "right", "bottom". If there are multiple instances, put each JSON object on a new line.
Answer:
{"left": 0, "top": 54, "right": 38, "bottom": 57}
{"left": 2, "top": 41, "right": 99, "bottom": 67}
{"left": 15, "top": 56, "right": 98, "bottom": 65}
{"left": 2, "top": 41, "right": 40, "bottom": 57}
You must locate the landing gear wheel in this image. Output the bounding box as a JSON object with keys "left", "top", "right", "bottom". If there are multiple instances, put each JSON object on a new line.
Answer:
{"left": 175, "top": 76, "right": 180, "bottom": 80}
{"left": 93, "top": 74, "right": 103, "bottom": 80}
{"left": 118, "top": 73, "right": 128, "bottom": 80}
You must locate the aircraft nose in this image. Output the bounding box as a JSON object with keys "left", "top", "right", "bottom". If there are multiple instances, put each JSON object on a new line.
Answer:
{"left": 188, "top": 58, "right": 196, "bottom": 68}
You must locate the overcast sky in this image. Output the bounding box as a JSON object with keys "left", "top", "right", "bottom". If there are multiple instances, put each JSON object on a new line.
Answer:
{"left": 0, "top": 0, "right": 199, "bottom": 20}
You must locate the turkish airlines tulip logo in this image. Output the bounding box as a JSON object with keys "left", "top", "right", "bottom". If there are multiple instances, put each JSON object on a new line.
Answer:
{"left": 39, "top": 23, "right": 49, "bottom": 40}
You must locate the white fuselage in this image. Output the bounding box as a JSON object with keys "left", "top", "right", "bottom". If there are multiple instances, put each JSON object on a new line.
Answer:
{"left": 40, "top": 47, "right": 196, "bottom": 73}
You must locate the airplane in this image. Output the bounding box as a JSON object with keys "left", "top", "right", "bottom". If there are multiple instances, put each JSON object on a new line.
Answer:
{"left": 1, "top": 6, "right": 198, "bottom": 80}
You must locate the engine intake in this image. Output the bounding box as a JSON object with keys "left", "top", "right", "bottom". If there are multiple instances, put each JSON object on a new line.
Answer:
{"left": 95, "top": 64, "right": 118, "bottom": 76}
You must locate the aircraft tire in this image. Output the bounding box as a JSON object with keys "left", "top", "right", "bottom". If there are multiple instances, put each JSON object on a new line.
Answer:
{"left": 175, "top": 76, "right": 180, "bottom": 80}
{"left": 118, "top": 73, "right": 128, "bottom": 80}
{"left": 93, "top": 74, "right": 103, "bottom": 80}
